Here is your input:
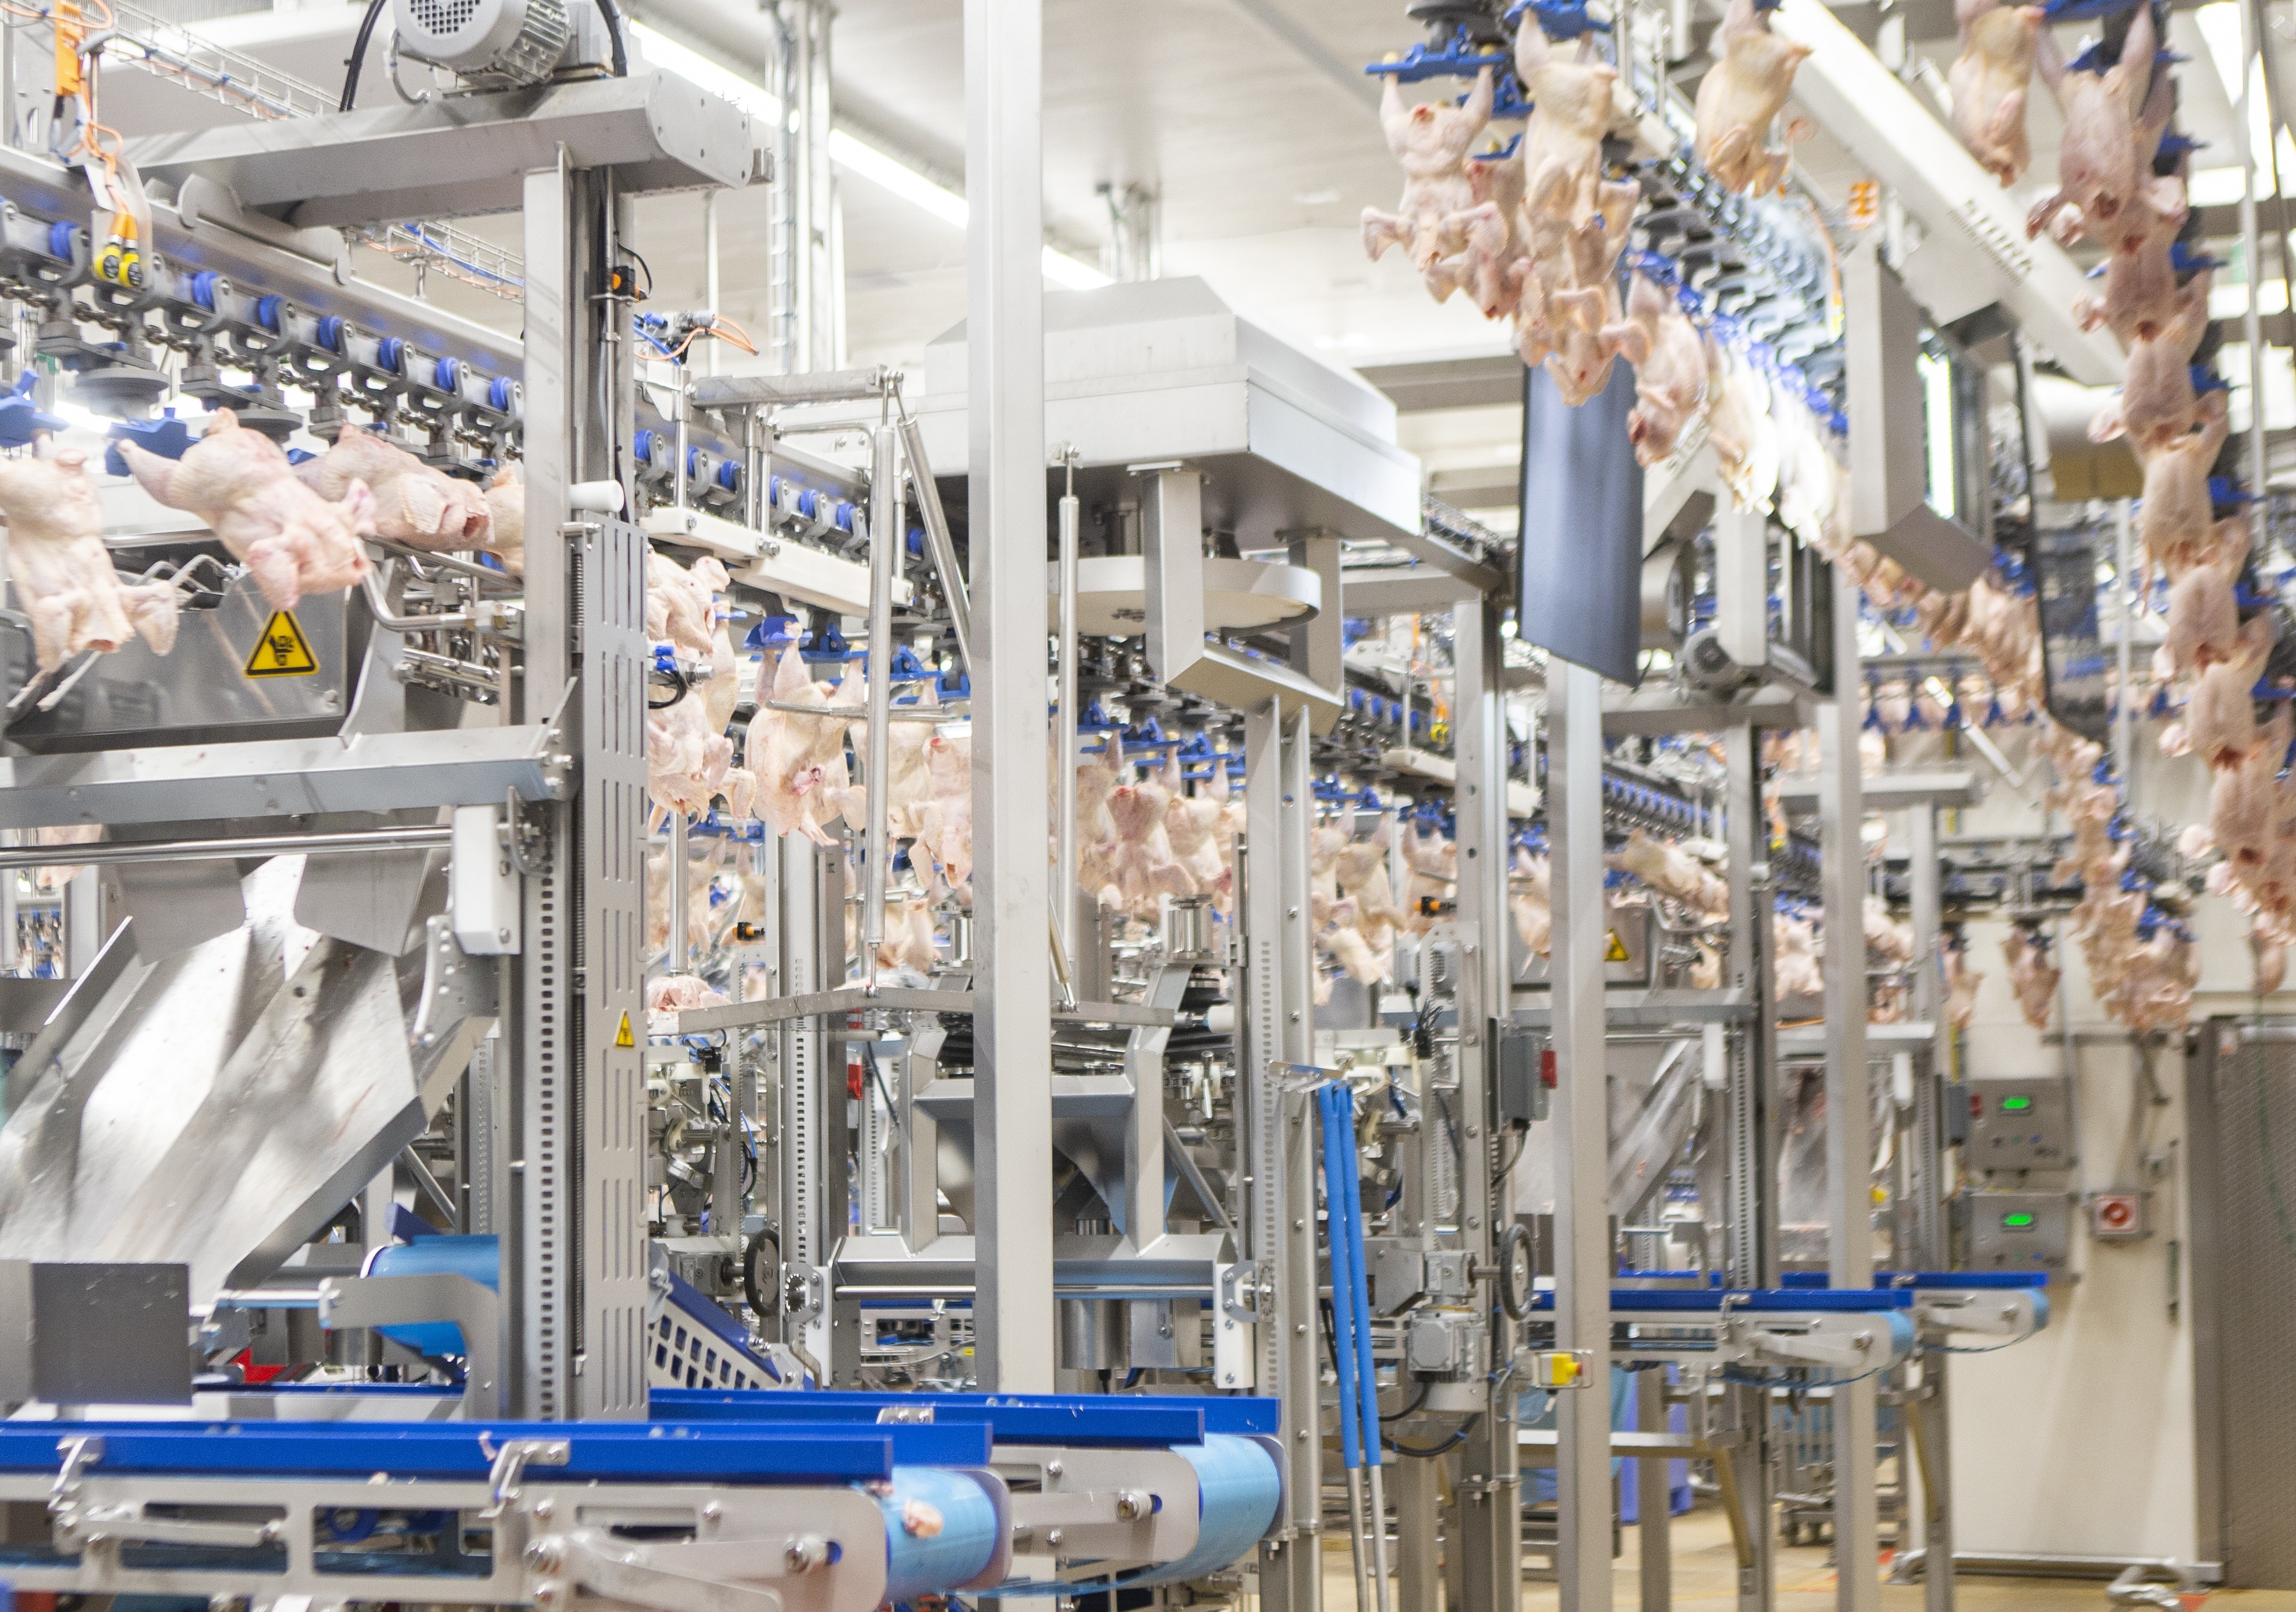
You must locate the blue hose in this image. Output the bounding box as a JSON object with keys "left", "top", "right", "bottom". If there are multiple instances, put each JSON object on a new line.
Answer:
{"left": 1318, "top": 1083, "right": 1363, "bottom": 1473}
{"left": 1334, "top": 1087, "right": 1382, "bottom": 1455}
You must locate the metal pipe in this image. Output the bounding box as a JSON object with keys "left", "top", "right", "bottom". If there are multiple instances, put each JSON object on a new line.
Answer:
{"left": 1056, "top": 460, "right": 1080, "bottom": 963}
{"left": 0, "top": 826, "right": 453, "bottom": 871}
{"left": 702, "top": 189, "right": 722, "bottom": 380}
{"left": 668, "top": 809, "right": 689, "bottom": 975}
{"left": 2238, "top": 0, "right": 2270, "bottom": 492}
{"left": 2114, "top": 498, "right": 2133, "bottom": 782}
{"left": 898, "top": 409, "right": 971, "bottom": 668}
{"left": 863, "top": 423, "right": 899, "bottom": 972}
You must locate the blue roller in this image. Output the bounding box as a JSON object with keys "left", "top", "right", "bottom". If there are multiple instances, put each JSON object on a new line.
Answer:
{"left": 1126, "top": 1434, "right": 1282, "bottom": 1586}
{"left": 876, "top": 1465, "right": 1001, "bottom": 1600}
{"left": 363, "top": 1234, "right": 498, "bottom": 1359}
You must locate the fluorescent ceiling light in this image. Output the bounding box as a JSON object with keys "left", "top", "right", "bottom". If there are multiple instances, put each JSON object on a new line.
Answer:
{"left": 633, "top": 23, "right": 1110, "bottom": 290}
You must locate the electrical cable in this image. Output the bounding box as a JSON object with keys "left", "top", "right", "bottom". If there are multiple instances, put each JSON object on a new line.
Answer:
{"left": 1384, "top": 1416, "right": 1473, "bottom": 1459}
{"left": 1491, "top": 1119, "right": 1529, "bottom": 1189}
{"left": 1379, "top": 1380, "right": 1428, "bottom": 1423}
{"left": 593, "top": 0, "right": 628, "bottom": 75}
{"left": 648, "top": 664, "right": 690, "bottom": 710}
{"left": 340, "top": 0, "right": 388, "bottom": 112}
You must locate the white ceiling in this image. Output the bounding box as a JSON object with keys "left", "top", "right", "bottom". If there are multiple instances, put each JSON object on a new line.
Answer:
{"left": 120, "top": 0, "right": 2296, "bottom": 525}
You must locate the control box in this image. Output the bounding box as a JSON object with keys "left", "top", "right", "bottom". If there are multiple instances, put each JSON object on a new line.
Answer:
{"left": 1965, "top": 1076, "right": 2073, "bottom": 1171}
{"left": 1964, "top": 1190, "right": 2073, "bottom": 1273}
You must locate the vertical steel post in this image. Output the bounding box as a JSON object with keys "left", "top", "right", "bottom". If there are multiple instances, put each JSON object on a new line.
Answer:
{"left": 1056, "top": 477, "right": 1080, "bottom": 964}
{"left": 1548, "top": 659, "right": 1612, "bottom": 1611}
{"left": 863, "top": 424, "right": 900, "bottom": 975}
{"left": 1819, "top": 569, "right": 1878, "bottom": 1611}
{"left": 2114, "top": 499, "right": 2133, "bottom": 784}
{"left": 2237, "top": 0, "right": 2269, "bottom": 492}
{"left": 1905, "top": 804, "right": 1954, "bottom": 1612}
{"left": 1244, "top": 700, "right": 1319, "bottom": 1611}
{"left": 1722, "top": 721, "right": 1777, "bottom": 1611}
{"left": 1452, "top": 601, "right": 1518, "bottom": 1611}
{"left": 1639, "top": 1364, "right": 1673, "bottom": 1612}
{"left": 963, "top": 0, "right": 1055, "bottom": 1393}
{"left": 506, "top": 154, "right": 577, "bottom": 1422}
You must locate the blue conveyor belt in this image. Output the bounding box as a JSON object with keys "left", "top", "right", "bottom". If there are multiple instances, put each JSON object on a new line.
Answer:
{"left": 0, "top": 1418, "right": 986, "bottom": 1483}
{"left": 878, "top": 1465, "right": 1003, "bottom": 1600}
{"left": 650, "top": 1387, "right": 1280, "bottom": 1446}
{"left": 363, "top": 1234, "right": 499, "bottom": 1359}
{"left": 1529, "top": 1287, "right": 1916, "bottom": 1312}
{"left": 1125, "top": 1433, "right": 1283, "bottom": 1587}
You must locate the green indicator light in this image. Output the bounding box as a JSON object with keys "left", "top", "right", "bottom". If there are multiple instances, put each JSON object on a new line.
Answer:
{"left": 2000, "top": 1096, "right": 2032, "bottom": 1112}
{"left": 2003, "top": 1213, "right": 2036, "bottom": 1230}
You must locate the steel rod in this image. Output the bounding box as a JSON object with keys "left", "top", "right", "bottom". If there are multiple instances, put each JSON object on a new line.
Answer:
{"left": 899, "top": 410, "right": 971, "bottom": 670}
{"left": 0, "top": 827, "right": 454, "bottom": 871}
{"left": 668, "top": 809, "right": 689, "bottom": 973}
{"left": 1056, "top": 472, "right": 1080, "bottom": 965}
{"left": 863, "top": 423, "right": 899, "bottom": 969}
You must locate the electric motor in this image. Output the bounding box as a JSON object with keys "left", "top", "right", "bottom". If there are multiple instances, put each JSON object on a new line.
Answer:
{"left": 393, "top": 0, "right": 572, "bottom": 88}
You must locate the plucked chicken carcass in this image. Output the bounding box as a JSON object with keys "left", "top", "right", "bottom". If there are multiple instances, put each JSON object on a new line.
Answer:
{"left": 484, "top": 466, "right": 526, "bottom": 577}
{"left": 1773, "top": 911, "right": 1825, "bottom": 999}
{"left": 2071, "top": 182, "right": 2189, "bottom": 343}
{"left": 1607, "top": 268, "right": 1709, "bottom": 465}
{"left": 914, "top": 729, "right": 975, "bottom": 898}
{"left": 647, "top": 548, "right": 724, "bottom": 661}
{"left": 2027, "top": 3, "right": 2164, "bottom": 240}
{"left": 301, "top": 424, "right": 495, "bottom": 556}
{"left": 1864, "top": 897, "right": 1915, "bottom": 965}
{"left": 875, "top": 896, "right": 940, "bottom": 976}
{"left": 1400, "top": 818, "right": 1458, "bottom": 931}
{"left": 2089, "top": 270, "right": 2212, "bottom": 454}
{"left": 2254, "top": 926, "right": 2287, "bottom": 997}
{"left": 1614, "top": 828, "right": 1729, "bottom": 916}
{"left": 0, "top": 446, "right": 179, "bottom": 671}
{"left": 1510, "top": 848, "right": 1553, "bottom": 956}
{"left": 2001, "top": 924, "right": 2060, "bottom": 1029}
{"left": 1949, "top": 0, "right": 2045, "bottom": 184}
{"left": 117, "top": 407, "right": 374, "bottom": 610}
{"left": 2137, "top": 393, "right": 2231, "bottom": 575}
{"left": 1516, "top": 17, "right": 1617, "bottom": 225}
{"left": 1694, "top": 0, "right": 1814, "bottom": 194}
{"left": 1942, "top": 936, "right": 1983, "bottom": 1029}
{"left": 1105, "top": 766, "right": 1193, "bottom": 913}
{"left": 752, "top": 643, "right": 861, "bottom": 845}
{"left": 1321, "top": 900, "right": 1393, "bottom": 986}
{"left": 644, "top": 550, "right": 753, "bottom": 820}
{"left": 2163, "top": 557, "right": 2242, "bottom": 675}
{"left": 1333, "top": 815, "right": 1407, "bottom": 947}
{"left": 2181, "top": 613, "right": 2273, "bottom": 769}
{"left": 1463, "top": 149, "right": 1532, "bottom": 320}
{"left": 1362, "top": 66, "right": 1499, "bottom": 301}
{"left": 649, "top": 692, "right": 751, "bottom": 820}
{"left": 647, "top": 973, "right": 728, "bottom": 1014}
{"left": 1706, "top": 336, "right": 1780, "bottom": 512}
{"left": 2210, "top": 705, "right": 2293, "bottom": 880}
{"left": 1161, "top": 759, "right": 1231, "bottom": 895}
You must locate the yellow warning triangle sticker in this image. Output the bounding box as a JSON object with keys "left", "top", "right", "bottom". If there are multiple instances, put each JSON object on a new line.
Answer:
{"left": 614, "top": 1011, "right": 636, "bottom": 1048}
{"left": 1603, "top": 929, "right": 1631, "bottom": 963}
{"left": 244, "top": 610, "right": 318, "bottom": 677}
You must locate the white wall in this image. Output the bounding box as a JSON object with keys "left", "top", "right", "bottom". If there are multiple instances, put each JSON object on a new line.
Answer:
{"left": 1937, "top": 748, "right": 2270, "bottom": 1566}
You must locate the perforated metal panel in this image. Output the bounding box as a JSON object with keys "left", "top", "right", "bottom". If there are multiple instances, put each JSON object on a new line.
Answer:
{"left": 2197, "top": 1022, "right": 2296, "bottom": 1586}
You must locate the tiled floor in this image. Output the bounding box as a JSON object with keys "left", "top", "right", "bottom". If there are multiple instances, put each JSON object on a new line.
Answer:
{"left": 1308, "top": 1505, "right": 2279, "bottom": 1609}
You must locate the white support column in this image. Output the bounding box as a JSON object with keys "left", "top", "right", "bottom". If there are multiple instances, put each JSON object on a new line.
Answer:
{"left": 1819, "top": 568, "right": 1878, "bottom": 1611}
{"left": 963, "top": 0, "right": 1055, "bottom": 1393}
{"left": 1548, "top": 659, "right": 1613, "bottom": 1611}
